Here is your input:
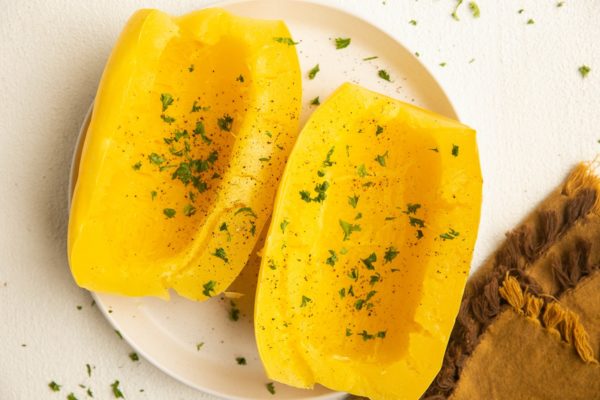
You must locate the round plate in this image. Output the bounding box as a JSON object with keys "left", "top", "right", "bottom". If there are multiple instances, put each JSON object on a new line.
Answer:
{"left": 69, "top": 1, "right": 457, "bottom": 399}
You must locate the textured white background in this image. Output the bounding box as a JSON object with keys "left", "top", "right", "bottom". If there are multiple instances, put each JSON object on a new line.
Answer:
{"left": 1, "top": 0, "right": 599, "bottom": 399}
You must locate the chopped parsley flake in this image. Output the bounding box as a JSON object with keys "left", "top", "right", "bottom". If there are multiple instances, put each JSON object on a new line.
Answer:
{"left": 235, "top": 207, "right": 257, "bottom": 218}
{"left": 310, "top": 96, "right": 320, "bottom": 106}
{"left": 217, "top": 114, "right": 234, "bottom": 132}
{"left": 361, "top": 253, "right": 377, "bottom": 270}
{"left": 440, "top": 228, "right": 460, "bottom": 240}
{"left": 416, "top": 230, "right": 424, "bottom": 239}
{"left": 452, "top": 0, "right": 464, "bottom": 20}
{"left": 196, "top": 342, "right": 204, "bottom": 351}
{"left": 300, "top": 295, "right": 312, "bottom": 307}
{"left": 469, "top": 1, "right": 480, "bottom": 17}
{"left": 409, "top": 217, "right": 425, "bottom": 228}
{"left": 132, "top": 162, "right": 142, "bottom": 171}
{"left": 325, "top": 250, "right": 338, "bottom": 266}
{"left": 378, "top": 69, "right": 391, "bottom": 81}
{"left": 163, "top": 208, "right": 176, "bottom": 218}
{"left": 308, "top": 64, "right": 320, "bottom": 79}
{"left": 375, "top": 151, "right": 389, "bottom": 166}
{"left": 348, "top": 268, "right": 359, "bottom": 281}
{"left": 579, "top": 65, "right": 591, "bottom": 78}
{"left": 280, "top": 219, "right": 289, "bottom": 233}
{"left": 299, "top": 181, "right": 330, "bottom": 203}
{"left": 322, "top": 147, "right": 335, "bottom": 168}
{"left": 115, "top": 330, "right": 123, "bottom": 339}
{"left": 148, "top": 152, "right": 165, "bottom": 165}
{"left": 202, "top": 280, "right": 217, "bottom": 297}
{"left": 357, "top": 164, "right": 370, "bottom": 177}
{"left": 358, "top": 330, "right": 374, "bottom": 341}
{"left": 369, "top": 273, "right": 381, "bottom": 286}
{"left": 160, "top": 93, "right": 174, "bottom": 112}
{"left": 518, "top": 8, "right": 524, "bottom": 14}
{"left": 273, "top": 37, "right": 298, "bottom": 45}
{"left": 183, "top": 204, "right": 196, "bottom": 217}
{"left": 339, "top": 219, "right": 361, "bottom": 241}
{"left": 129, "top": 352, "right": 139, "bottom": 361}
{"left": 376, "top": 125, "right": 384, "bottom": 136}
{"left": 161, "top": 114, "right": 175, "bottom": 124}
{"left": 229, "top": 301, "right": 240, "bottom": 321}
{"left": 212, "top": 248, "right": 229, "bottom": 263}
{"left": 86, "top": 364, "right": 92, "bottom": 377}
{"left": 193, "top": 121, "right": 212, "bottom": 144}
{"left": 355, "top": 299, "right": 365, "bottom": 310}
{"left": 355, "top": 212, "right": 362, "bottom": 220}
{"left": 188, "top": 64, "right": 194, "bottom": 72}
{"left": 377, "top": 331, "right": 387, "bottom": 338}
{"left": 236, "top": 74, "right": 244, "bottom": 82}
{"left": 335, "top": 37, "right": 351, "bottom": 49}
{"left": 346, "top": 328, "right": 352, "bottom": 336}
{"left": 384, "top": 247, "right": 399, "bottom": 263}
{"left": 67, "top": 393, "right": 78, "bottom": 400}
{"left": 48, "top": 381, "right": 61, "bottom": 392}
{"left": 348, "top": 194, "right": 359, "bottom": 208}
{"left": 527, "top": 18, "right": 535, "bottom": 24}
{"left": 440, "top": 62, "right": 447, "bottom": 67}
{"left": 266, "top": 382, "right": 276, "bottom": 395}
{"left": 404, "top": 203, "right": 421, "bottom": 214}
{"left": 191, "top": 101, "right": 202, "bottom": 112}
{"left": 452, "top": 144, "right": 459, "bottom": 157}
{"left": 150, "top": 190, "right": 157, "bottom": 200}
{"left": 409, "top": 19, "right": 417, "bottom": 25}
{"left": 111, "top": 380, "right": 124, "bottom": 398}
{"left": 236, "top": 357, "right": 246, "bottom": 365}
{"left": 339, "top": 288, "right": 346, "bottom": 298}
{"left": 363, "top": 56, "right": 378, "bottom": 61}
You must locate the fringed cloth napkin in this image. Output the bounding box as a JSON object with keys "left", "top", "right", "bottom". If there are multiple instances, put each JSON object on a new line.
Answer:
{"left": 423, "top": 163, "right": 600, "bottom": 400}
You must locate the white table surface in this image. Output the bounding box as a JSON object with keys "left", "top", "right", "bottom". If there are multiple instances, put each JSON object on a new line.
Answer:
{"left": 1, "top": 0, "right": 599, "bottom": 399}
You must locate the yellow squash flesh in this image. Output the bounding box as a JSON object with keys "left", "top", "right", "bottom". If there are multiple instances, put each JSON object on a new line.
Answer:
{"left": 255, "top": 83, "right": 482, "bottom": 400}
{"left": 68, "top": 9, "right": 301, "bottom": 300}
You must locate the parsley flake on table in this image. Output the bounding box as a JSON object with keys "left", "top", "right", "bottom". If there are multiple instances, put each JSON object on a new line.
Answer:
{"left": 308, "top": 64, "right": 320, "bottom": 79}
{"left": 217, "top": 114, "right": 234, "bottom": 131}
{"left": 340, "top": 219, "right": 361, "bottom": 241}
{"left": 378, "top": 69, "right": 391, "bottom": 81}
{"left": 111, "top": 380, "right": 124, "bottom": 398}
{"left": 236, "top": 357, "right": 247, "bottom": 365}
{"left": 163, "top": 208, "right": 176, "bottom": 218}
{"left": 579, "top": 65, "right": 591, "bottom": 78}
{"left": 335, "top": 37, "right": 351, "bottom": 49}
{"left": 202, "top": 280, "right": 217, "bottom": 297}
{"left": 469, "top": 2, "right": 480, "bottom": 18}
{"left": 527, "top": 18, "right": 535, "bottom": 24}
{"left": 115, "top": 330, "right": 123, "bottom": 340}
{"left": 160, "top": 93, "right": 174, "bottom": 112}
{"left": 409, "top": 19, "right": 417, "bottom": 26}
{"left": 229, "top": 301, "right": 240, "bottom": 321}
{"left": 384, "top": 247, "right": 399, "bottom": 263}
{"left": 266, "top": 382, "right": 276, "bottom": 395}
{"left": 212, "top": 247, "right": 229, "bottom": 263}
{"left": 67, "top": 393, "right": 78, "bottom": 400}
{"left": 196, "top": 342, "right": 205, "bottom": 351}
{"left": 440, "top": 62, "right": 447, "bottom": 67}
{"left": 451, "top": 0, "right": 464, "bottom": 21}
{"left": 363, "top": 56, "right": 378, "bottom": 61}
{"left": 48, "top": 381, "right": 61, "bottom": 392}
{"left": 310, "top": 96, "right": 320, "bottom": 106}
{"left": 129, "top": 352, "right": 139, "bottom": 362}
{"left": 273, "top": 37, "right": 298, "bottom": 45}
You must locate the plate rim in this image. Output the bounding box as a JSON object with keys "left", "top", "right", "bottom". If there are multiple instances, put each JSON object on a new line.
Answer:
{"left": 67, "top": 1, "right": 460, "bottom": 399}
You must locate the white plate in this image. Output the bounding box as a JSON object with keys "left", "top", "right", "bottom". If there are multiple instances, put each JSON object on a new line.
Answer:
{"left": 69, "top": 1, "right": 457, "bottom": 399}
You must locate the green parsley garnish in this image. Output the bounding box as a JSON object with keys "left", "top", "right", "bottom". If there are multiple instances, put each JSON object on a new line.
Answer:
{"left": 188, "top": 64, "right": 194, "bottom": 72}
{"left": 308, "top": 64, "right": 320, "bottom": 79}
{"left": 48, "top": 381, "right": 61, "bottom": 392}
{"left": 440, "top": 228, "right": 460, "bottom": 240}
{"left": 67, "top": 393, "right": 78, "bottom": 400}
{"left": 236, "top": 357, "right": 247, "bottom": 365}
{"left": 339, "top": 288, "right": 346, "bottom": 298}
{"left": 369, "top": 273, "right": 381, "bottom": 285}
{"left": 384, "top": 247, "right": 399, "bottom": 263}
{"left": 357, "top": 164, "right": 369, "bottom": 177}
{"left": 191, "top": 101, "right": 202, "bottom": 112}
{"left": 404, "top": 203, "right": 421, "bottom": 214}
{"left": 212, "top": 248, "right": 229, "bottom": 263}
{"left": 202, "top": 280, "right": 217, "bottom": 297}
{"left": 148, "top": 153, "right": 165, "bottom": 165}
{"left": 310, "top": 96, "right": 320, "bottom": 106}
{"left": 150, "top": 190, "right": 157, "bottom": 200}
{"left": 111, "top": 380, "right": 124, "bottom": 398}
{"left": 325, "top": 250, "right": 338, "bottom": 266}
{"left": 86, "top": 364, "right": 92, "bottom": 377}
{"left": 132, "top": 162, "right": 142, "bottom": 171}
{"left": 340, "top": 219, "right": 361, "bottom": 241}
{"left": 273, "top": 37, "right": 298, "bottom": 45}
{"left": 346, "top": 328, "right": 352, "bottom": 336}
{"left": 363, "top": 56, "right": 378, "bottom": 61}
{"left": 440, "top": 62, "right": 447, "bottom": 67}
{"left": 300, "top": 295, "right": 312, "bottom": 307}
{"left": 452, "top": 144, "right": 459, "bottom": 157}
{"left": 355, "top": 299, "right": 366, "bottom": 310}
{"left": 416, "top": 230, "right": 424, "bottom": 239}
{"left": 375, "top": 151, "right": 389, "bottom": 166}
{"left": 161, "top": 114, "right": 175, "bottom": 124}
{"left": 579, "top": 65, "right": 591, "bottom": 78}
{"left": 196, "top": 342, "right": 204, "bottom": 351}
{"left": 160, "top": 93, "right": 174, "bottom": 112}
{"left": 219, "top": 222, "right": 228, "bottom": 231}
{"left": 299, "top": 181, "right": 330, "bottom": 203}
{"left": 193, "top": 121, "right": 212, "bottom": 144}
{"left": 518, "top": 8, "right": 524, "bottom": 14}
{"left": 229, "top": 301, "right": 240, "bottom": 321}
{"left": 235, "top": 207, "right": 257, "bottom": 218}
{"left": 129, "top": 352, "right": 139, "bottom": 361}
{"left": 86, "top": 388, "right": 93, "bottom": 397}
{"left": 163, "top": 208, "right": 176, "bottom": 218}
{"left": 469, "top": 1, "right": 480, "bottom": 17}
{"left": 236, "top": 74, "right": 244, "bottom": 82}
{"left": 217, "top": 114, "right": 234, "bottom": 131}
{"left": 355, "top": 212, "right": 362, "bottom": 220}
{"left": 376, "top": 125, "right": 384, "bottom": 136}
{"left": 280, "top": 219, "right": 289, "bottom": 233}
{"left": 409, "top": 217, "right": 425, "bottom": 228}
{"left": 348, "top": 268, "right": 359, "bottom": 281}
{"left": 335, "top": 37, "right": 351, "bottom": 49}
{"left": 348, "top": 194, "right": 359, "bottom": 208}
{"left": 115, "top": 330, "right": 123, "bottom": 340}
{"left": 377, "top": 331, "right": 387, "bottom": 338}
{"left": 322, "top": 147, "right": 335, "bottom": 168}
{"left": 183, "top": 204, "right": 196, "bottom": 217}
{"left": 358, "top": 330, "right": 374, "bottom": 341}
{"left": 266, "top": 382, "right": 276, "bottom": 395}
{"left": 361, "top": 253, "right": 377, "bottom": 270}
{"left": 527, "top": 18, "right": 535, "bottom": 24}
{"left": 378, "top": 69, "right": 391, "bottom": 81}
{"left": 452, "top": 0, "right": 464, "bottom": 20}
{"left": 409, "top": 19, "right": 417, "bottom": 25}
